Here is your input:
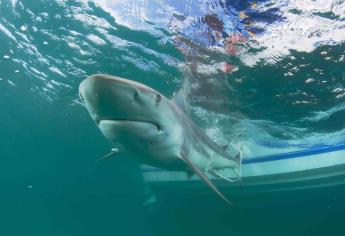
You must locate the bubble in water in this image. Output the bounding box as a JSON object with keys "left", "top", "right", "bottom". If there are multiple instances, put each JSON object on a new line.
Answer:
{"left": 3, "top": 55, "right": 10, "bottom": 59}
{"left": 332, "top": 88, "right": 344, "bottom": 93}
{"left": 305, "top": 78, "right": 315, "bottom": 83}
{"left": 20, "top": 25, "right": 27, "bottom": 32}
{"left": 336, "top": 93, "right": 345, "bottom": 99}
{"left": 7, "top": 80, "right": 16, "bottom": 86}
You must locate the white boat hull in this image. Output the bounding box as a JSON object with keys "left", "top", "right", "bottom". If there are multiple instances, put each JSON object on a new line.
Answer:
{"left": 141, "top": 144, "right": 345, "bottom": 193}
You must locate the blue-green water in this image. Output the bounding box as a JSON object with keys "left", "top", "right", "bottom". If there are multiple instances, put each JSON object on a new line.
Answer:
{"left": 1, "top": 0, "right": 345, "bottom": 235}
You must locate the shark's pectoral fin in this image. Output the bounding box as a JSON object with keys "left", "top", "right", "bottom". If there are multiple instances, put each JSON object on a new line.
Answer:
{"left": 180, "top": 153, "right": 235, "bottom": 207}
{"left": 94, "top": 148, "right": 119, "bottom": 162}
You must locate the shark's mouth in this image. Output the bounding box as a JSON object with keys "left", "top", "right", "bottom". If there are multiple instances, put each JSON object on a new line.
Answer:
{"left": 96, "top": 117, "right": 161, "bottom": 132}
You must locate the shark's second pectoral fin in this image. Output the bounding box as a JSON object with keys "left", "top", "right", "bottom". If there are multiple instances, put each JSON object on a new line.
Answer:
{"left": 94, "top": 148, "right": 119, "bottom": 162}
{"left": 181, "top": 153, "right": 235, "bottom": 207}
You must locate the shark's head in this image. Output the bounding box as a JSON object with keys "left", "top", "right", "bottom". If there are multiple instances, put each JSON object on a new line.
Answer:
{"left": 79, "top": 74, "right": 184, "bottom": 166}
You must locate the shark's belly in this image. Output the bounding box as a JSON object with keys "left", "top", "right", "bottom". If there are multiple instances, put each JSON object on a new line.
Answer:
{"left": 141, "top": 152, "right": 187, "bottom": 171}
{"left": 188, "top": 147, "right": 238, "bottom": 171}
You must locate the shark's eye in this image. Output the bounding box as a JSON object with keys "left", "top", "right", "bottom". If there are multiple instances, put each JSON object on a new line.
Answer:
{"left": 155, "top": 94, "right": 162, "bottom": 105}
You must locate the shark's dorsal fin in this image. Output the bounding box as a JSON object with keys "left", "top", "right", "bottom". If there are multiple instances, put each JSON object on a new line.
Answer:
{"left": 172, "top": 89, "right": 190, "bottom": 114}
{"left": 181, "top": 153, "right": 235, "bottom": 207}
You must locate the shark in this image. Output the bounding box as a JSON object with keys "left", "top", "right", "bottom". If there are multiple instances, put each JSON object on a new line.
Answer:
{"left": 79, "top": 74, "right": 241, "bottom": 206}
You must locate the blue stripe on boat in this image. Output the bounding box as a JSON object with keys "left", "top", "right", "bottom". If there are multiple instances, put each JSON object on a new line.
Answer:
{"left": 243, "top": 143, "right": 345, "bottom": 164}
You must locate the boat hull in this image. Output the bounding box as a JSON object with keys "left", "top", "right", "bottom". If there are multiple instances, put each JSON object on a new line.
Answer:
{"left": 141, "top": 144, "right": 345, "bottom": 193}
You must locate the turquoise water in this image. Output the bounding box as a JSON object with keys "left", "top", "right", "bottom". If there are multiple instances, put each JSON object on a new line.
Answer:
{"left": 1, "top": 0, "right": 345, "bottom": 235}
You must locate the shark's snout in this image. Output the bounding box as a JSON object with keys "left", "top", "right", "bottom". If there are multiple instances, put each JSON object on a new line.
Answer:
{"left": 79, "top": 74, "right": 176, "bottom": 154}
{"left": 79, "top": 74, "right": 140, "bottom": 122}
{"left": 79, "top": 74, "right": 127, "bottom": 105}
{"left": 79, "top": 74, "right": 167, "bottom": 129}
